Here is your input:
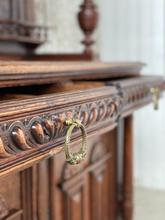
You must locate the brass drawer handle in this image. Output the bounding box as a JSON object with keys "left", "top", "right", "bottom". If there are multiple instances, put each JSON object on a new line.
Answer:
{"left": 150, "top": 87, "right": 160, "bottom": 110}
{"left": 64, "top": 119, "right": 87, "bottom": 165}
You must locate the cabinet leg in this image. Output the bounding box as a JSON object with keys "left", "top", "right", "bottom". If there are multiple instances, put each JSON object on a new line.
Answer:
{"left": 123, "top": 115, "right": 133, "bottom": 220}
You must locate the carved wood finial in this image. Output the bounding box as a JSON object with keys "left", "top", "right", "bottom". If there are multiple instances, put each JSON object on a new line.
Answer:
{"left": 78, "top": 0, "right": 98, "bottom": 55}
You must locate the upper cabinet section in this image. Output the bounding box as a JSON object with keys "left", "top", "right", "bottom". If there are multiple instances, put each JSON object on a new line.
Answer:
{"left": 0, "top": 0, "right": 99, "bottom": 57}
{"left": 0, "top": 0, "right": 47, "bottom": 48}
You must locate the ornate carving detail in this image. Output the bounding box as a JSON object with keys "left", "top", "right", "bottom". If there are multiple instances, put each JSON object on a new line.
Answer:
{"left": 78, "top": 0, "right": 98, "bottom": 55}
{"left": 0, "top": 194, "right": 9, "bottom": 219}
{"left": 0, "top": 95, "right": 122, "bottom": 159}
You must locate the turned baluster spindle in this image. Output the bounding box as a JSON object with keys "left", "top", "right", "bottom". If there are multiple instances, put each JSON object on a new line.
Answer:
{"left": 78, "top": 0, "right": 98, "bottom": 55}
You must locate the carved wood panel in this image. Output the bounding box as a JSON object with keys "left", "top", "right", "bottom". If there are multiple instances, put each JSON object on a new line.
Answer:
{"left": 48, "top": 130, "right": 117, "bottom": 220}
{"left": 0, "top": 129, "right": 118, "bottom": 220}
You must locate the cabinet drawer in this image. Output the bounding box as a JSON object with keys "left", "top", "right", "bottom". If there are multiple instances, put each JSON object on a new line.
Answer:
{"left": 109, "top": 76, "right": 165, "bottom": 116}
{"left": 0, "top": 85, "right": 121, "bottom": 176}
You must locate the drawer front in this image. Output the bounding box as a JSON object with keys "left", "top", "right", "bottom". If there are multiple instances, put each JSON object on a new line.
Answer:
{"left": 109, "top": 76, "right": 165, "bottom": 117}
{"left": 0, "top": 86, "right": 121, "bottom": 176}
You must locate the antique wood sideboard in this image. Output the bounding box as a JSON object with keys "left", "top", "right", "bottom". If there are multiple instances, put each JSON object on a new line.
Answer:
{"left": 0, "top": 61, "right": 164, "bottom": 220}
{"left": 0, "top": 1, "right": 165, "bottom": 220}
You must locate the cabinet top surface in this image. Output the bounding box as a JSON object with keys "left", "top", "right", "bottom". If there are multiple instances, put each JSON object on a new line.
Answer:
{"left": 0, "top": 61, "right": 144, "bottom": 88}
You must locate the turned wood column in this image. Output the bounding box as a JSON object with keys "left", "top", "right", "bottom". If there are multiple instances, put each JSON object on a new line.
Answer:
{"left": 123, "top": 115, "right": 133, "bottom": 220}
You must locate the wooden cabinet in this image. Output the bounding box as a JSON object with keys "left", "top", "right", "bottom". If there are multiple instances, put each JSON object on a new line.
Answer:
{"left": 0, "top": 62, "right": 164, "bottom": 220}
{"left": 0, "top": 1, "right": 164, "bottom": 220}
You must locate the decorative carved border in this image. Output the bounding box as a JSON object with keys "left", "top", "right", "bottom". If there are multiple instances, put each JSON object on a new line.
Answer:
{"left": 0, "top": 92, "right": 122, "bottom": 162}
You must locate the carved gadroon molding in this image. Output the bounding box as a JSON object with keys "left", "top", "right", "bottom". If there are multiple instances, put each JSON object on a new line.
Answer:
{"left": 0, "top": 95, "right": 122, "bottom": 160}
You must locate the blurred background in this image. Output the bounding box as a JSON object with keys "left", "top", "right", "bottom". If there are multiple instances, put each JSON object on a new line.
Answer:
{"left": 36, "top": 0, "right": 165, "bottom": 219}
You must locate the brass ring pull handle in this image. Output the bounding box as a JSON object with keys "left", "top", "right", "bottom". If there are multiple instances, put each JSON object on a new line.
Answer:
{"left": 64, "top": 119, "right": 87, "bottom": 165}
{"left": 150, "top": 87, "right": 160, "bottom": 110}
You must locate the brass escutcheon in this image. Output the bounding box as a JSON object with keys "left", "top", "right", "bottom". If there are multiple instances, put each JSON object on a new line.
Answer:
{"left": 64, "top": 119, "right": 87, "bottom": 165}
{"left": 150, "top": 87, "right": 160, "bottom": 110}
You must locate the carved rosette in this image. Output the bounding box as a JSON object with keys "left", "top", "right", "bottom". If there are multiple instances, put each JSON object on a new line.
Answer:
{"left": 0, "top": 95, "right": 122, "bottom": 159}
{"left": 78, "top": 0, "right": 98, "bottom": 55}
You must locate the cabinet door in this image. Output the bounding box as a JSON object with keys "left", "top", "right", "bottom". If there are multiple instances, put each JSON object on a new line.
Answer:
{"left": 0, "top": 173, "right": 22, "bottom": 220}
{"left": 50, "top": 129, "right": 117, "bottom": 220}
{"left": 0, "top": 130, "right": 117, "bottom": 220}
